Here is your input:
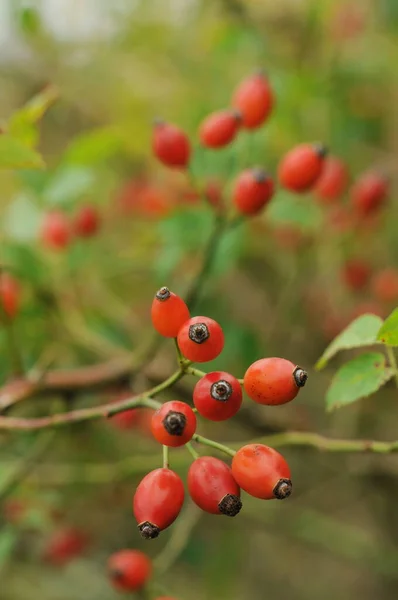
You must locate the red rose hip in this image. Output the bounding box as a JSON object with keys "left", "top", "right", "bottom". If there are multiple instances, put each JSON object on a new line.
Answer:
{"left": 133, "top": 468, "right": 185, "bottom": 539}
{"left": 232, "top": 444, "right": 291, "bottom": 500}
{"left": 74, "top": 204, "right": 100, "bottom": 237}
{"left": 188, "top": 456, "right": 242, "bottom": 516}
{"left": 41, "top": 210, "right": 71, "bottom": 250}
{"left": 177, "top": 316, "right": 224, "bottom": 363}
{"left": 233, "top": 168, "right": 274, "bottom": 215}
{"left": 107, "top": 549, "right": 152, "bottom": 592}
{"left": 232, "top": 71, "right": 274, "bottom": 129}
{"left": 243, "top": 357, "right": 307, "bottom": 405}
{"left": 199, "top": 109, "right": 241, "bottom": 149}
{"left": 0, "top": 273, "right": 20, "bottom": 319}
{"left": 350, "top": 171, "right": 388, "bottom": 216}
{"left": 151, "top": 400, "right": 197, "bottom": 447}
{"left": 193, "top": 371, "right": 242, "bottom": 421}
{"left": 313, "top": 156, "right": 348, "bottom": 203}
{"left": 152, "top": 120, "right": 190, "bottom": 168}
{"left": 278, "top": 143, "right": 327, "bottom": 193}
{"left": 151, "top": 287, "right": 190, "bottom": 338}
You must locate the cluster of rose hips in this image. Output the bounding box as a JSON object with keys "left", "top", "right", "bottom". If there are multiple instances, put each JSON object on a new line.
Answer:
{"left": 40, "top": 203, "right": 100, "bottom": 250}
{"left": 106, "top": 285, "right": 307, "bottom": 594}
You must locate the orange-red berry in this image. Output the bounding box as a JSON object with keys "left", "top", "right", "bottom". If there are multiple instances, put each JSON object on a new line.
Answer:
{"left": 341, "top": 259, "right": 371, "bottom": 291}
{"left": 41, "top": 210, "right": 71, "bottom": 250}
{"left": 133, "top": 468, "right": 184, "bottom": 539}
{"left": 350, "top": 172, "right": 388, "bottom": 216}
{"left": 108, "top": 550, "right": 152, "bottom": 592}
{"left": 313, "top": 156, "right": 348, "bottom": 203}
{"left": 193, "top": 371, "right": 242, "bottom": 421}
{"left": 243, "top": 357, "right": 307, "bottom": 405}
{"left": 151, "top": 400, "right": 197, "bottom": 447}
{"left": 151, "top": 287, "right": 190, "bottom": 338}
{"left": 278, "top": 143, "right": 327, "bottom": 193}
{"left": 199, "top": 110, "right": 241, "bottom": 149}
{"left": 43, "top": 527, "right": 88, "bottom": 566}
{"left": 0, "top": 273, "right": 20, "bottom": 319}
{"left": 177, "top": 316, "right": 224, "bottom": 363}
{"left": 233, "top": 168, "right": 274, "bottom": 216}
{"left": 152, "top": 120, "right": 190, "bottom": 168}
{"left": 232, "top": 444, "right": 291, "bottom": 500}
{"left": 232, "top": 71, "right": 274, "bottom": 129}
{"left": 371, "top": 268, "right": 398, "bottom": 304}
{"left": 188, "top": 456, "right": 242, "bottom": 516}
{"left": 74, "top": 204, "right": 100, "bottom": 237}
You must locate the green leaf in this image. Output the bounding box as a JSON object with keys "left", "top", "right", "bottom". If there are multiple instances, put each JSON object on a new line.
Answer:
{"left": 267, "top": 191, "right": 323, "bottom": 232}
{"left": 377, "top": 308, "right": 398, "bottom": 346}
{"left": 326, "top": 352, "right": 394, "bottom": 411}
{"left": 8, "top": 85, "right": 58, "bottom": 147}
{"left": 62, "top": 127, "right": 124, "bottom": 165}
{"left": 316, "top": 314, "right": 383, "bottom": 370}
{"left": 0, "top": 135, "right": 44, "bottom": 170}
{"left": 43, "top": 166, "right": 96, "bottom": 206}
{"left": 3, "top": 193, "right": 42, "bottom": 242}
{"left": 0, "top": 526, "right": 18, "bottom": 569}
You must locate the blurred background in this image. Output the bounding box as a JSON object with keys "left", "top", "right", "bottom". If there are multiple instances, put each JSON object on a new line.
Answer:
{"left": 1, "top": 0, "right": 398, "bottom": 599}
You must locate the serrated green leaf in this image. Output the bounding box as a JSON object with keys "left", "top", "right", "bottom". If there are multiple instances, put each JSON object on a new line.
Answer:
{"left": 62, "top": 127, "right": 123, "bottom": 165}
{"left": 316, "top": 314, "right": 383, "bottom": 370}
{"left": 43, "top": 166, "right": 96, "bottom": 206}
{"left": 0, "top": 135, "right": 44, "bottom": 170}
{"left": 326, "top": 352, "right": 394, "bottom": 411}
{"left": 377, "top": 308, "right": 398, "bottom": 346}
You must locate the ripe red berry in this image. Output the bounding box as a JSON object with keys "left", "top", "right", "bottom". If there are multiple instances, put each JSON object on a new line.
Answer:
{"left": 350, "top": 172, "right": 388, "bottom": 216}
{"left": 193, "top": 372, "right": 242, "bottom": 421}
{"left": 107, "top": 550, "right": 152, "bottom": 592}
{"left": 313, "top": 156, "right": 348, "bottom": 203}
{"left": 188, "top": 456, "right": 242, "bottom": 516}
{"left": 133, "top": 468, "right": 185, "bottom": 539}
{"left": 278, "top": 143, "right": 327, "bottom": 193}
{"left": 151, "top": 400, "right": 197, "bottom": 447}
{"left": 233, "top": 168, "right": 274, "bottom": 215}
{"left": 177, "top": 316, "right": 224, "bottom": 363}
{"left": 152, "top": 120, "right": 190, "bottom": 168}
{"left": 199, "top": 109, "right": 241, "bottom": 149}
{"left": 43, "top": 527, "right": 88, "bottom": 566}
{"left": 243, "top": 357, "right": 307, "bottom": 405}
{"left": 371, "top": 268, "right": 398, "bottom": 303}
{"left": 232, "top": 71, "right": 274, "bottom": 129}
{"left": 341, "top": 259, "right": 371, "bottom": 291}
{"left": 151, "top": 287, "right": 190, "bottom": 338}
{"left": 0, "top": 273, "right": 20, "bottom": 319}
{"left": 41, "top": 210, "right": 71, "bottom": 250}
{"left": 74, "top": 204, "right": 100, "bottom": 237}
{"left": 232, "top": 444, "right": 291, "bottom": 500}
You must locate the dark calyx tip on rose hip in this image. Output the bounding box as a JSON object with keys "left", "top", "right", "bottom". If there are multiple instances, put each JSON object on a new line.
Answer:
{"left": 188, "top": 322, "right": 209, "bottom": 344}
{"left": 218, "top": 494, "right": 242, "bottom": 517}
{"left": 254, "top": 67, "right": 267, "bottom": 78}
{"left": 109, "top": 568, "right": 123, "bottom": 581}
{"left": 211, "top": 380, "right": 233, "bottom": 402}
{"left": 273, "top": 478, "right": 292, "bottom": 500}
{"left": 252, "top": 167, "right": 269, "bottom": 183}
{"left": 152, "top": 116, "right": 165, "bottom": 127}
{"left": 163, "top": 410, "right": 187, "bottom": 436}
{"left": 293, "top": 366, "right": 308, "bottom": 388}
{"left": 155, "top": 286, "right": 171, "bottom": 301}
{"left": 312, "top": 143, "right": 328, "bottom": 159}
{"left": 231, "top": 108, "right": 243, "bottom": 122}
{"left": 138, "top": 521, "right": 160, "bottom": 539}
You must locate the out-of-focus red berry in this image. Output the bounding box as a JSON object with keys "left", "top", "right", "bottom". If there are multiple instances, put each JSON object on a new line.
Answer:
{"left": 74, "top": 204, "right": 100, "bottom": 237}
{"left": 278, "top": 144, "right": 327, "bottom": 193}
{"left": 43, "top": 527, "right": 88, "bottom": 566}
{"left": 152, "top": 121, "right": 191, "bottom": 168}
{"left": 341, "top": 259, "right": 371, "bottom": 291}
{"left": 41, "top": 210, "right": 71, "bottom": 250}
{"left": 0, "top": 273, "right": 20, "bottom": 318}
{"left": 313, "top": 156, "right": 348, "bottom": 203}
{"left": 232, "top": 71, "right": 274, "bottom": 129}
{"left": 350, "top": 172, "right": 388, "bottom": 216}
{"left": 371, "top": 269, "right": 398, "bottom": 304}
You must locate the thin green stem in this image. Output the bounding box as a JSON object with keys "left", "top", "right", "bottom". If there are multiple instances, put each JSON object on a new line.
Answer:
{"left": 185, "top": 441, "right": 199, "bottom": 460}
{"left": 174, "top": 337, "right": 183, "bottom": 363}
{"left": 192, "top": 433, "right": 236, "bottom": 458}
{"left": 185, "top": 366, "right": 208, "bottom": 378}
{"left": 386, "top": 346, "right": 398, "bottom": 387}
{"left": 237, "top": 378, "right": 244, "bottom": 385}
{"left": 162, "top": 445, "right": 169, "bottom": 469}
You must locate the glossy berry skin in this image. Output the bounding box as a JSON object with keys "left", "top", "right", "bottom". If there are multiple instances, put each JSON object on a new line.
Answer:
{"left": 233, "top": 168, "right": 274, "bottom": 215}
{"left": 278, "top": 143, "right": 327, "bottom": 193}
{"left": 41, "top": 210, "right": 71, "bottom": 250}
{"left": 0, "top": 273, "right": 20, "bottom": 319}
{"left": 371, "top": 268, "right": 398, "bottom": 303}
{"left": 193, "top": 371, "right": 242, "bottom": 421}
{"left": 107, "top": 550, "right": 152, "bottom": 592}
{"left": 243, "top": 357, "right": 307, "bottom": 406}
{"left": 43, "top": 527, "right": 88, "bottom": 566}
{"left": 133, "top": 468, "right": 185, "bottom": 539}
{"left": 232, "top": 72, "right": 273, "bottom": 129}
{"left": 74, "top": 204, "right": 100, "bottom": 237}
{"left": 350, "top": 172, "right": 388, "bottom": 216}
{"left": 188, "top": 457, "right": 242, "bottom": 516}
{"left": 313, "top": 156, "right": 348, "bottom": 203}
{"left": 152, "top": 121, "right": 190, "bottom": 168}
{"left": 341, "top": 259, "right": 371, "bottom": 291}
{"left": 232, "top": 444, "right": 291, "bottom": 500}
{"left": 199, "top": 110, "right": 241, "bottom": 149}
{"left": 151, "top": 400, "right": 197, "bottom": 447}
{"left": 151, "top": 287, "right": 190, "bottom": 338}
{"left": 177, "top": 316, "right": 224, "bottom": 363}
